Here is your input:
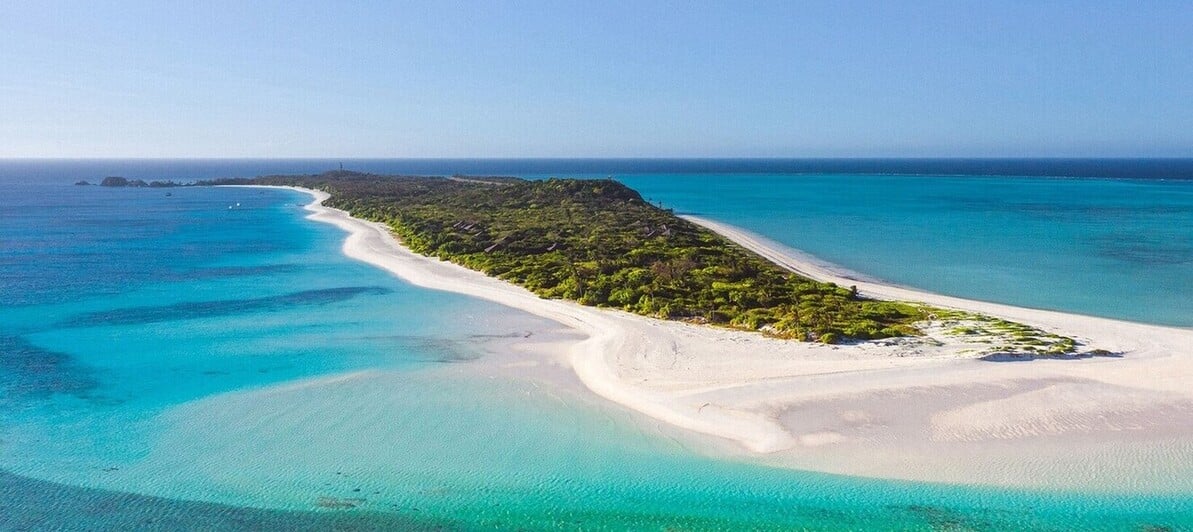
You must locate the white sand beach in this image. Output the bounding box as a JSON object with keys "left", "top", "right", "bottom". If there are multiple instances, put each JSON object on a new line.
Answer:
{"left": 244, "top": 186, "right": 1193, "bottom": 492}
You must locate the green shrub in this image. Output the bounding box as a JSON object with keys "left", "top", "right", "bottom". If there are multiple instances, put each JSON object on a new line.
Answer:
{"left": 244, "top": 172, "right": 1029, "bottom": 345}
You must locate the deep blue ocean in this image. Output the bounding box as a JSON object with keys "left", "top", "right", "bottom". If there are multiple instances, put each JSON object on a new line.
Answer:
{"left": 2, "top": 159, "right": 1191, "bottom": 529}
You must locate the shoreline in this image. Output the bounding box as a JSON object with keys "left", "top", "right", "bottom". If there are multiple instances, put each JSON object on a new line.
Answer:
{"left": 244, "top": 185, "right": 1193, "bottom": 493}
{"left": 683, "top": 214, "right": 1192, "bottom": 336}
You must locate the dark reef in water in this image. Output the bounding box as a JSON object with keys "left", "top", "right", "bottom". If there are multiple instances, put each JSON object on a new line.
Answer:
{"left": 0, "top": 336, "right": 99, "bottom": 405}
{"left": 59, "top": 286, "right": 393, "bottom": 328}
{"left": 0, "top": 470, "right": 447, "bottom": 531}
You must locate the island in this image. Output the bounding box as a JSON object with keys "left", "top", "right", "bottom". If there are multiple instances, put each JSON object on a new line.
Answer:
{"left": 207, "top": 171, "right": 1090, "bottom": 357}
{"left": 181, "top": 170, "right": 1190, "bottom": 492}
{"left": 99, "top": 176, "right": 188, "bottom": 188}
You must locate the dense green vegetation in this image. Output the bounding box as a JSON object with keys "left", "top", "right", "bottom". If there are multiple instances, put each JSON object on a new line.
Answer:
{"left": 208, "top": 171, "right": 1082, "bottom": 355}
{"left": 226, "top": 171, "right": 930, "bottom": 343}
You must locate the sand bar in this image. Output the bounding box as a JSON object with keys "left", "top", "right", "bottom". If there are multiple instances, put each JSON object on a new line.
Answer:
{"left": 237, "top": 186, "right": 1193, "bottom": 492}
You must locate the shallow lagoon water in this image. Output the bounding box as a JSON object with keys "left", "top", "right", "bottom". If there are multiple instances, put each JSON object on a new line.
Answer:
{"left": 1, "top": 167, "right": 1192, "bottom": 529}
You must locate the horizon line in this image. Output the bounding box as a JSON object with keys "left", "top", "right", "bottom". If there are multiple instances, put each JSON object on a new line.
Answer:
{"left": 3, "top": 156, "right": 1193, "bottom": 161}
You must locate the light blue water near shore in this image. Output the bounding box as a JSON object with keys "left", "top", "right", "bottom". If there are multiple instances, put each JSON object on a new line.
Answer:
{"left": 0, "top": 184, "right": 561, "bottom": 469}
{"left": 2, "top": 161, "right": 1192, "bottom": 529}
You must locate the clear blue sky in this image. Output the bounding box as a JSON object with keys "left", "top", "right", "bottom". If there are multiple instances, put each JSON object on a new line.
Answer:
{"left": 1, "top": 1, "right": 1190, "bottom": 158}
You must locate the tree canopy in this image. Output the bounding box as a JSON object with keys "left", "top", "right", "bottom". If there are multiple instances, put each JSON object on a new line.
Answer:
{"left": 219, "top": 171, "right": 930, "bottom": 343}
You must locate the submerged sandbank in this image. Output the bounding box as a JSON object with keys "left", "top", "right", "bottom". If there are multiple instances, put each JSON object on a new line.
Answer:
{"left": 240, "top": 185, "right": 1193, "bottom": 493}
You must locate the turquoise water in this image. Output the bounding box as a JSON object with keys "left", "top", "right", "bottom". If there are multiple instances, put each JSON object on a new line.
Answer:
{"left": 615, "top": 173, "right": 1193, "bottom": 327}
{"left": 2, "top": 164, "right": 1192, "bottom": 529}
{"left": 5, "top": 160, "right": 1190, "bottom": 325}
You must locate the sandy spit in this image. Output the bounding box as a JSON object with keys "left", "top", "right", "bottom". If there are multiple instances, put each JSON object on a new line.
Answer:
{"left": 232, "top": 186, "right": 1193, "bottom": 492}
